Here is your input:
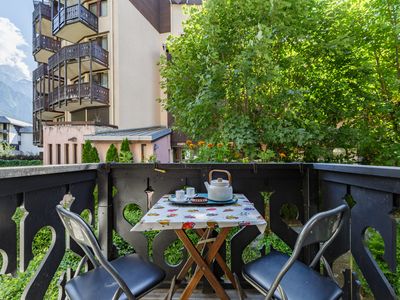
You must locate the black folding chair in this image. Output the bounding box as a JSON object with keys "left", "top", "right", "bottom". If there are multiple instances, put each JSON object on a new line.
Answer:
{"left": 56, "top": 205, "right": 166, "bottom": 300}
{"left": 242, "top": 204, "right": 349, "bottom": 300}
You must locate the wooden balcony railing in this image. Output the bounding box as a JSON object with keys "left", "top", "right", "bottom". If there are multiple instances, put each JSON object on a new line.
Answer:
{"left": 52, "top": 4, "right": 98, "bottom": 36}
{"left": 49, "top": 82, "right": 109, "bottom": 106}
{"left": 32, "top": 1, "right": 51, "bottom": 22}
{"left": 32, "top": 35, "right": 61, "bottom": 56}
{"left": 33, "top": 64, "right": 49, "bottom": 81}
{"left": 0, "top": 164, "right": 399, "bottom": 299}
{"left": 48, "top": 41, "right": 108, "bottom": 69}
{"left": 33, "top": 95, "right": 47, "bottom": 112}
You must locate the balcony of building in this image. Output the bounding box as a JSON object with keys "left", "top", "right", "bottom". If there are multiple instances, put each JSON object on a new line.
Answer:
{"left": 52, "top": 0, "right": 98, "bottom": 43}
{"left": 32, "top": 34, "right": 61, "bottom": 64}
{"left": 0, "top": 163, "right": 398, "bottom": 299}
{"left": 33, "top": 64, "right": 64, "bottom": 120}
{"left": 48, "top": 41, "right": 108, "bottom": 79}
{"left": 49, "top": 81, "right": 109, "bottom": 111}
{"left": 33, "top": 1, "right": 53, "bottom": 37}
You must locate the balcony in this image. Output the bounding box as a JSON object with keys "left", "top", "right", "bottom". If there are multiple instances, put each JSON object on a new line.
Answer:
{"left": 33, "top": 95, "right": 63, "bottom": 121}
{"left": 33, "top": 64, "right": 63, "bottom": 120}
{"left": 48, "top": 41, "right": 108, "bottom": 79}
{"left": 0, "top": 163, "right": 398, "bottom": 299}
{"left": 33, "top": 35, "right": 61, "bottom": 63}
{"left": 49, "top": 82, "right": 109, "bottom": 111}
{"left": 33, "top": 2, "right": 52, "bottom": 37}
{"left": 53, "top": 4, "right": 98, "bottom": 43}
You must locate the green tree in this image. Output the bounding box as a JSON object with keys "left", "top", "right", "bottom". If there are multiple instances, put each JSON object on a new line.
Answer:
{"left": 90, "top": 147, "right": 100, "bottom": 163}
{"left": 119, "top": 138, "right": 134, "bottom": 163}
{"left": 160, "top": 0, "right": 400, "bottom": 165}
{"left": 82, "top": 140, "right": 93, "bottom": 163}
{"left": 106, "top": 144, "right": 119, "bottom": 162}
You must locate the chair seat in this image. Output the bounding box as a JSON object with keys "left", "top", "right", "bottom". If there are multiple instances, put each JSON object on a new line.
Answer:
{"left": 65, "top": 254, "right": 166, "bottom": 300}
{"left": 242, "top": 251, "right": 342, "bottom": 300}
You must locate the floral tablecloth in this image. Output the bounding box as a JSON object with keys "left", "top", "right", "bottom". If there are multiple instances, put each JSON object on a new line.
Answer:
{"left": 131, "top": 194, "right": 267, "bottom": 233}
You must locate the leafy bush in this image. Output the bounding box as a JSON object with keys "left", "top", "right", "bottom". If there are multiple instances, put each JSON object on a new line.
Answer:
{"left": 160, "top": 0, "right": 400, "bottom": 166}
{"left": 0, "top": 142, "right": 15, "bottom": 157}
{"left": 105, "top": 144, "right": 119, "bottom": 163}
{"left": 119, "top": 138, "right": 134, "bottom": 163}
{"left": 82, "top": 141, "right": 100, "bottom": 163}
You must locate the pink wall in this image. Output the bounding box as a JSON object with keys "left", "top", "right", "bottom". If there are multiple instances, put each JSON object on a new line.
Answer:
{"left": 42, "top": 124, "right": 114, "bottom": 165}
{"left": 90, "top": 135, "right": 171, "bottom": 163}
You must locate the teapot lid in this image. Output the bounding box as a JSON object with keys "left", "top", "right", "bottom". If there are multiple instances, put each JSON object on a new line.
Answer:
{"left": 211, "top": 178, "right": 230, "bottom": 187}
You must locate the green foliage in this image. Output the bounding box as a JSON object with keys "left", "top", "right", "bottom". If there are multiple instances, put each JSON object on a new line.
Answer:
{"left": 81, "top": 140, "right": 93, "bottom": 163}
{"left": 0, "top": 160, "right": 42, "bottom": 167}
{"left": 161, "top": 0, "right": 400, "bottom": 166}
{"left": 90, "top": 147, "right": 100, "bottom": 163}
{"left": 0, "top": 142, "right": 15, "bottom": 157}
{"left": 106, "top": 144, "right": 119, "bottom": 163}
{"left": 119, "top": 138, "right": 134, "bottom": 163}
{"left": 120, "top": 138, "right": 130, "bottom": 153}
{"left": 82, "top": 141, "right": 100, "bottom": 163}
{"left": 360, "top": 224, "right": 400, "bottom": 297}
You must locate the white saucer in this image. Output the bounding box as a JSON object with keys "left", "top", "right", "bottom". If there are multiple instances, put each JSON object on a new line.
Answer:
{"left": 169, "top": 195, "right": 190, "bottom": 203}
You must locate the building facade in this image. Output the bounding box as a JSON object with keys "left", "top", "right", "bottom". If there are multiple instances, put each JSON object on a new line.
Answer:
{"left": 0, "top": 116, "right": 42, "bottom": 155}
{"left": 32, "top": 0, "right": 201, "bottom": 164}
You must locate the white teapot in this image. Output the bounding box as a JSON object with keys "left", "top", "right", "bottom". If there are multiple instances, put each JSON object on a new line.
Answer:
{"left": 204, "top": 170, "right": 233, "bottom": 201}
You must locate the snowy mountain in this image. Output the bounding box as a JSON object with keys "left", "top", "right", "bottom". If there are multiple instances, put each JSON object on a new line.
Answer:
{"left": 0, "top": 65, "right": 32, "bottom": 122}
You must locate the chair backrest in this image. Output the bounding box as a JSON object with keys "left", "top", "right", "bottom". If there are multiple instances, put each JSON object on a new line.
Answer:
{"left": 265, "top": 203, "right": 349, "bottom": 300}
{"left": 56, "top": 205, "right": 135, "bottom": 300}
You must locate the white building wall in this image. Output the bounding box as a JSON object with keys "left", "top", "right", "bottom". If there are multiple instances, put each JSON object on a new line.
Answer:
{"left": 20, "top": 133, "right": 42, "bottom": 155}
{"left": 113, "top": 0, "right": 162, "bottom": 130}
{"left": 8, "top": 125, "right": 19, "bottom": 146}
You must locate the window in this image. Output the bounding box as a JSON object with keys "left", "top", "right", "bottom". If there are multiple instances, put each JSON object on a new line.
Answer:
{"left": 141, "top": 144, "right": 146, "bottom": 162}
{"left": 89, "top": 2, "right": 97, "bottom": 16}
{"left": 56, "top": 144, "right": 61, "bottom": 164}
{"left": 49, "top": 144, "right": 53, "bottom": 164}
{"left": 100, "top": 0, "right": 108, "bottom": 17}
{"left": 73, "top": 144, "right": 78, "bottom": 164}
{"left": 101, "top": 36, "right": 108, "bottom": 50}
{"left": 93, "top": 73, "right": 108, "bottom": 88}
{"left": 65, "top": 144, "right": 69, "bottom": 164}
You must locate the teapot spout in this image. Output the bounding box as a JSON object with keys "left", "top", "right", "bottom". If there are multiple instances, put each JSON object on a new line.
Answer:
{"left": 204, "top": 181, "right": 210, "bottom": 192}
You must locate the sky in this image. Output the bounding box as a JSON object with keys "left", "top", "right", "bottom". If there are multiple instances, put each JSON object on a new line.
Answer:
{"left": 0, "top": 0, "right": 35, "bottom": 79}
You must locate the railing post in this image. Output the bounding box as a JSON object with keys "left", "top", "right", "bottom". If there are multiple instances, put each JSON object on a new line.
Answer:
{"left": 97, "top": 163, "right": 113, "bottom": 259}
{"left": 302, "top": 164, "right": 319, "bottom": 264}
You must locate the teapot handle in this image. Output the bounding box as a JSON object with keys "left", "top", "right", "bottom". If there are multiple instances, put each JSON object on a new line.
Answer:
{"left": 209, "top": 169, "right": 232, "bottom": 184}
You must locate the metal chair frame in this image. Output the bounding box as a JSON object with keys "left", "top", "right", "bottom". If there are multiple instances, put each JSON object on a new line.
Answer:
{"left": 243, "top": 204, "right": 349, "bottom": 300}
{"left": 56, "top": 205, "right": 136, "bottom": 300}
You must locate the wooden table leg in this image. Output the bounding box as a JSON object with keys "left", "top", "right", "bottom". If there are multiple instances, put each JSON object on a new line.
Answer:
{"left": 165, "top": 229, "right": 213, "bottom": 300}
{"left": 196, "top": 229, "right": 237, "bottom": 289}
{"left": 175, "top": 229, "right": 230, "bottom": 300}
{"left": 177, "top": 228, "right": 212, "bottom": 281}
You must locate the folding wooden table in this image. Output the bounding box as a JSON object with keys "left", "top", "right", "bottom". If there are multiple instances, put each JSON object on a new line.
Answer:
{"left": 131, "top": 194, "right": 267, "bottom": 300}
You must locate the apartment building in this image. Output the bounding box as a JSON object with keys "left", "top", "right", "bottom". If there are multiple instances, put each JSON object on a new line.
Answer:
{"left": 0, "top": 116, "right": 41, "bottom": 155}
{"left": 32, "top": 0, "right": 201, "bottom": 164}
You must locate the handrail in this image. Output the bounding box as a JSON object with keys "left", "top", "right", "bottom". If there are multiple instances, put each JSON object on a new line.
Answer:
{"left": 48, "top": 41, "right": 108, "bottom": 69}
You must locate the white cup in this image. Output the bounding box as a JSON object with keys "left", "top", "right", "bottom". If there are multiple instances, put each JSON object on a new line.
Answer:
{"left": 175, "top": 190, "right": 185, "bottom": 201}
{"left": 186, "top": 187, "right": 195, "bottom": 198}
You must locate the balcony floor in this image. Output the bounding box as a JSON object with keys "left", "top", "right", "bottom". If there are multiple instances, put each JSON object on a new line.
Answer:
{"left": 143, "top": 288, "right": 264, "bottom": 299}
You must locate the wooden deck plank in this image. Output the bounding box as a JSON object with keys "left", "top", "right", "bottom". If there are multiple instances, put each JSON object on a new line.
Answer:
{"left": 143, "top": 288, "right": 265, "bottom": 299}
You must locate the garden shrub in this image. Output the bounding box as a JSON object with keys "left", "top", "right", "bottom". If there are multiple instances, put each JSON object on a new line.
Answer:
{"left": 105, "top": 144, "right": 119, "bottom": 163}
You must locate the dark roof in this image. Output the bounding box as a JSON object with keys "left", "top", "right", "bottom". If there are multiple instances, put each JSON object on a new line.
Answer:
{"left": 85, "top": 127, "right": 172, "bottom": 142}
